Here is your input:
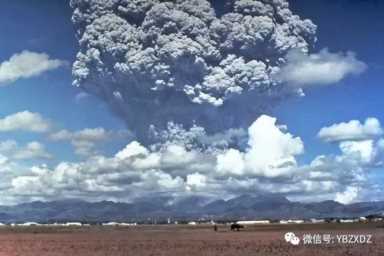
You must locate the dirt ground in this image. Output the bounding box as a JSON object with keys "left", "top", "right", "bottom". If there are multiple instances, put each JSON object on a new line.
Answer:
{"left": 0, "top": 223, "right": 382, "bottom": 256}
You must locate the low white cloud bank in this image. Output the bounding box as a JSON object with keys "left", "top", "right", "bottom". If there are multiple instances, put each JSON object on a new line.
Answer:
{"left": 0, "top": 140, "right": 51, "bottom": 160}
{"left": 4, "top": 115, "right": 383, "bottom": 204}
{"left": 0, "top": 111, "right": 51, "bottom": 133}
{"left": 0, "top": 51, "right": 65, "bottom": 85}
{"left": 339, "top": 140, "right": 377, "bottom": 164}
{"left": 216, "top": 115, "right": 304, "bottom": 177}
{"left": 277, "top": 49, "right": 367, "bottom": 87}
{"left": 335, "top": 186, "right": 360, "bottom": 205}
{"left": 318, "top": 118, "right": 383, "bottom": 142}
{"left": 49, "top": 128, "right": 131, "bottom": 157}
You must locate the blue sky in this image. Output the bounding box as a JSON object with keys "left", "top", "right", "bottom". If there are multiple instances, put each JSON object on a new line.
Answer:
{"left": 0, "top": 0, "right": 128, "bottom": 162}
{"left": 275, "top": 0, "right": 384, "bottom": 160}
{"left": 0, "top": 0, "right": 383, "bottom": 204}
{"left": 277, "top": 0, "right": 384, "bottom": 191}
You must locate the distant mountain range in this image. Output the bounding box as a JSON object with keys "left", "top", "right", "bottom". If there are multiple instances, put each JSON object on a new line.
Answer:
{"left": 1, "top": 195, "right": 383, "bottom": 223}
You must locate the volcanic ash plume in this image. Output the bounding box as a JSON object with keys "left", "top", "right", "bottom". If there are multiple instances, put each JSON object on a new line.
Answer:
{"left": 70, "top": 0, "right": 316, "bottom": 140}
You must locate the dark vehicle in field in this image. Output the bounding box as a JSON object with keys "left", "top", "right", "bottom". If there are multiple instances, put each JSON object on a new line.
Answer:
{"left": 230, "top": 223, "right": 244, "bottom": 231}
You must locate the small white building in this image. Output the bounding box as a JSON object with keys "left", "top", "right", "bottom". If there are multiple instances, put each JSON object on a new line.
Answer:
{"left": 102, "top": 222, "right": 119, "bottom": 226}
{"left": 118, "top": 222, "right": 137, "bottom": 226}
{"left": 339, "top": 219, "right": 355, "bottom": 223}
{"left": 18, "top": 222, "right": 40, "bottom": 226}
{"left": 52, "top": 223, "right": 66, "bottom": 227}
{"left": 310, "top": 218, "right": 325, "bottom": 223}
{"left": 237, "top": 220, "right": 270, "bottom": 225}
{"left": 287, "top": 220, "right": 304, "bottom": 224}
{"left": 188, "top": 221, "right": 197, "bottom": 225}
{"left": 279, "top": 220, "right": 289, "bottom": 224}
{"left": 65, "top": 222, "right": 82, "bottom": 226}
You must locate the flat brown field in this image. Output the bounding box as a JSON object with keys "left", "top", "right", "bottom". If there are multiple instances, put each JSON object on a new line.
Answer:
{"left": 0, "top": 223, "right": 382, "bottom": 256}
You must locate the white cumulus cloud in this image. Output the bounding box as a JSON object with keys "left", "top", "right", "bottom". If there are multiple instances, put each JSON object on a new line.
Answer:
{"left": 335, "top": 186, "right": 359, "bottom": 204}
{"left": 217, "top": 115, "right": 304, "bottom": 177}
{"left": 318, "top": 118, "right": 383, "bottom": 142}
{"left": 278, "top": 49, "right": 366, "bottom": 87}
{"left": 186, "top": 173, "right": 207, "bottom": 191}
{"left": 339, "top": 140, "right": 377, "bottom": 164}
{"left": 3, "top": 115, "right": 384, "bottom": 204}
{"left": 0, "top": 140, "right": 52, "bottom": 160}
{"left": 13, "top": 142, "right": 52, "bottom": 160}
{"left": 49, "top": 128, "right": 130, "bottom": 157}
{"left": 0, "top": 111, "right": 51, "bottom": 133}
{"left": 0, "top": 51, "right": 65, "bottom": 84}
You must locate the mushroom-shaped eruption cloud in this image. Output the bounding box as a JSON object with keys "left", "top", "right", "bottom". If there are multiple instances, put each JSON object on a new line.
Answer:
{"left": 70, "top": 0, "right": 316, "bottom": 141}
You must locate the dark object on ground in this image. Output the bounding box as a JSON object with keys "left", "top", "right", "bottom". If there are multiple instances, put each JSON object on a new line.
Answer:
{"left": 213, "top": 225, "right": 218, "bottom": 232}
{"left": 230, "top": 223, "right": 244, "bottom": 231}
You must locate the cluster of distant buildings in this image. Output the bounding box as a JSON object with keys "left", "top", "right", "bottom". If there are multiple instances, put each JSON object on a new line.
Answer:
{"left": 276, "top": 216, "right": 384, "bottom": 224}
{"left": 5, "top": 222, "right": 84, "bottom": 227}
{"left": 0, "top": 222, "right": 138, "bottom": 227}
{"left": 0, "top": 214, "right": 382, "bottom": 227}
{"left": 102, "top": 222, "right": 138, "bottom": 226}
{"left": 188, "top": 215, "right": 384, "bottom": 226}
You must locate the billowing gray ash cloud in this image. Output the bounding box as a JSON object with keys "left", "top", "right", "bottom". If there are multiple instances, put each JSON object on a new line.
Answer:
{"left": 70, "top": 0, "right": 316, "bottom": 141}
